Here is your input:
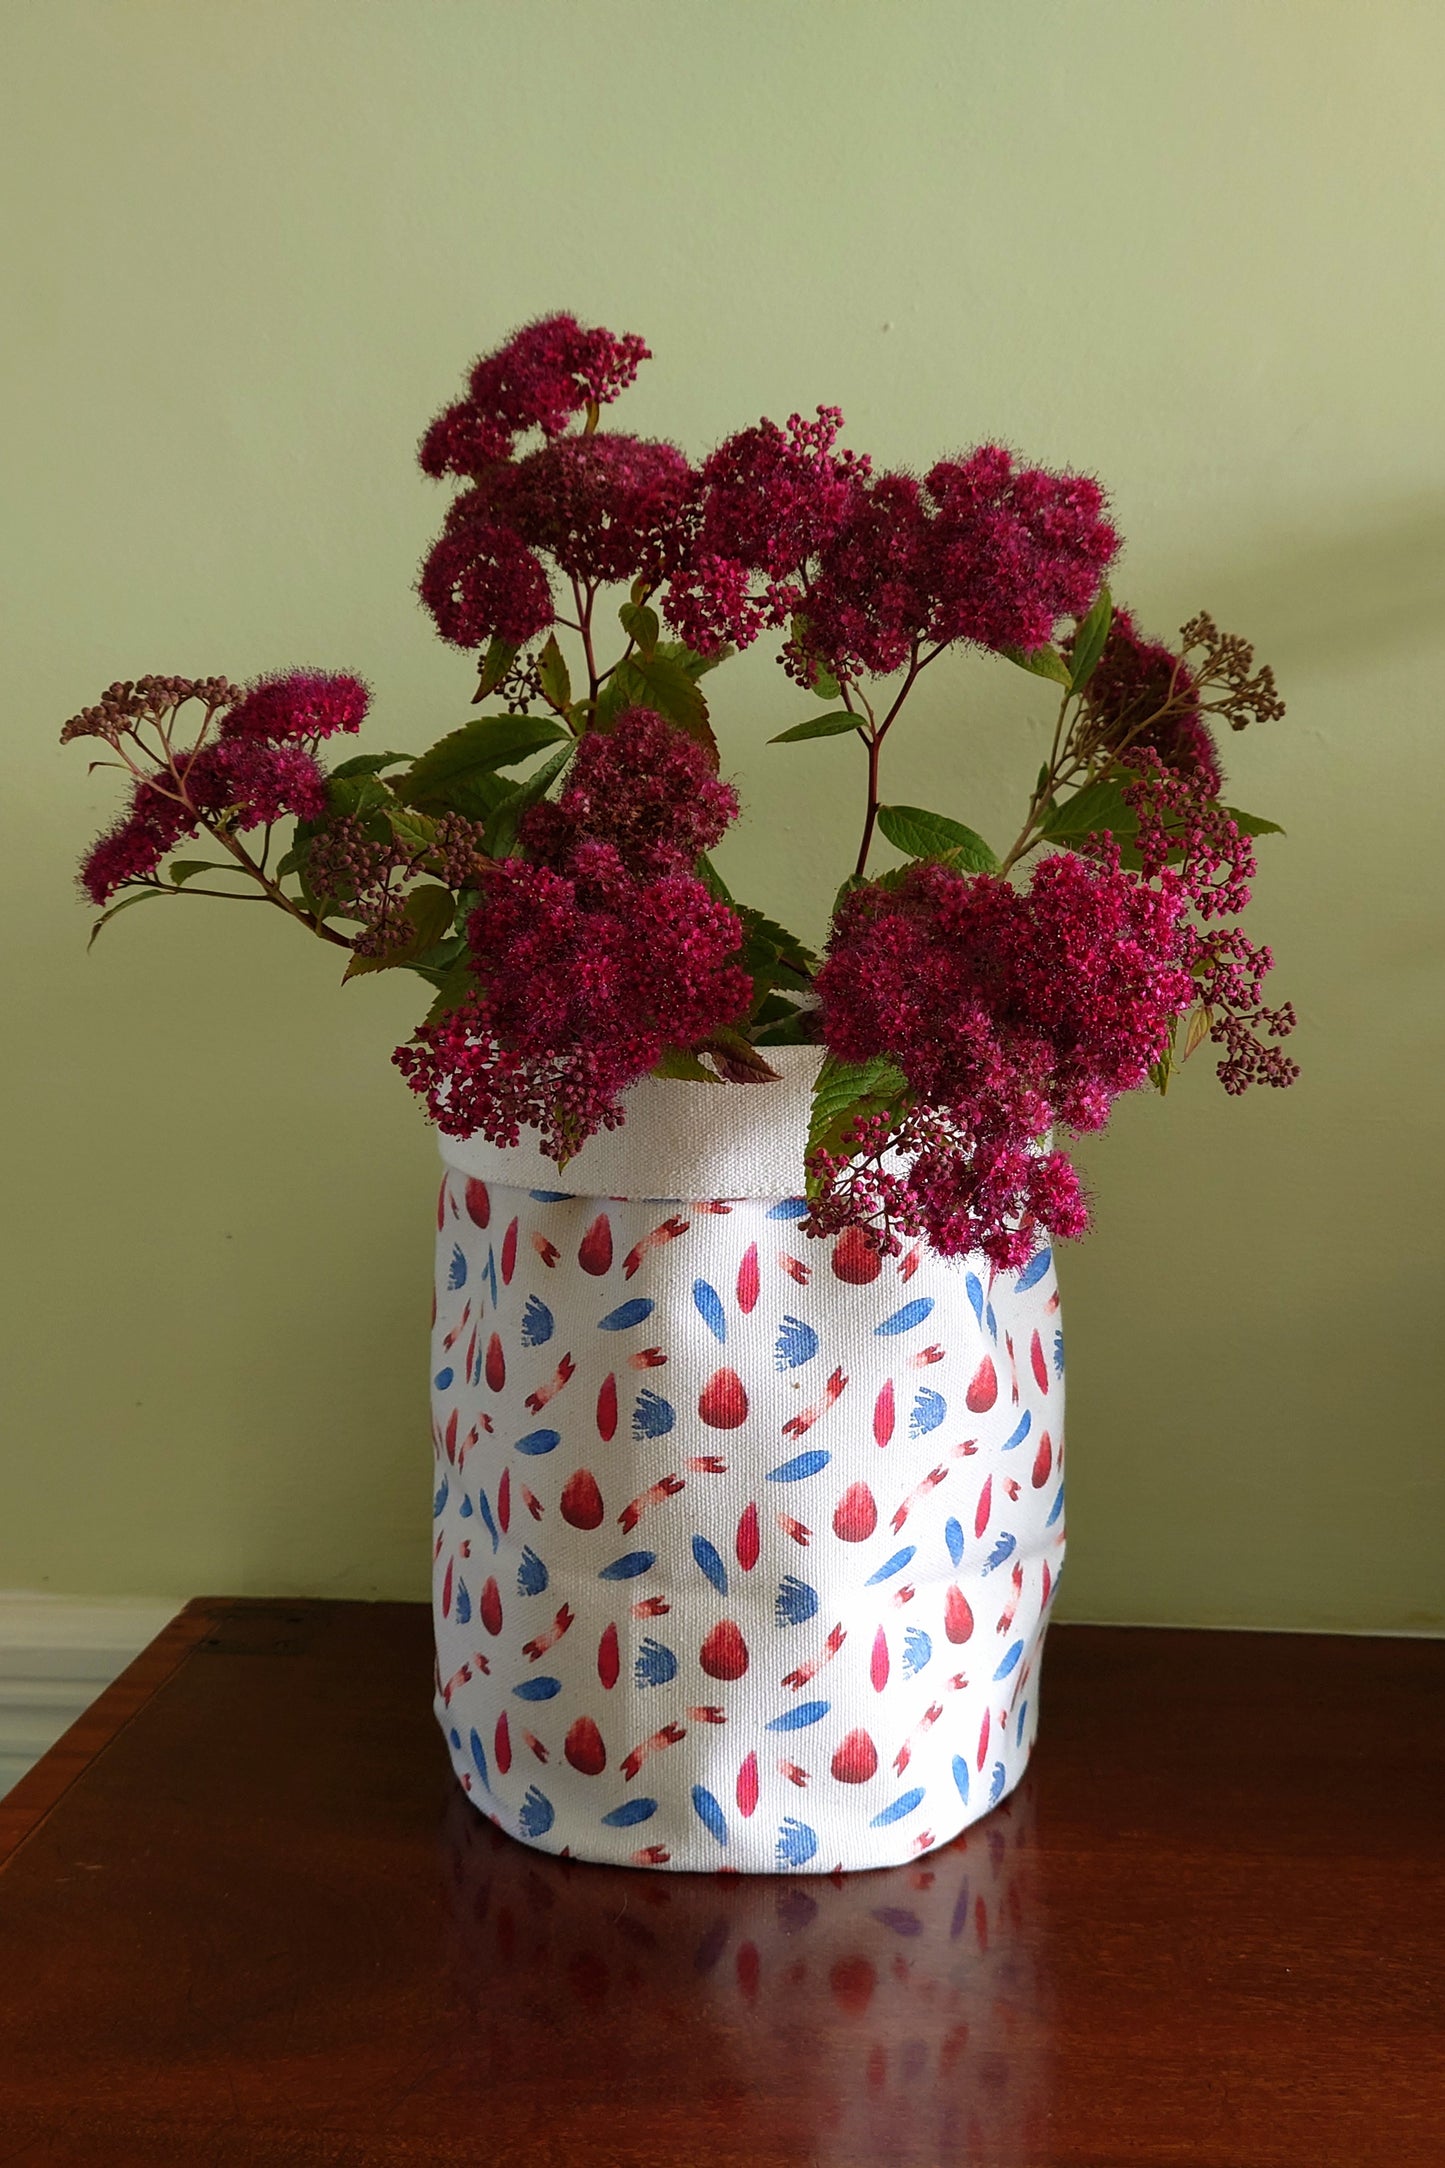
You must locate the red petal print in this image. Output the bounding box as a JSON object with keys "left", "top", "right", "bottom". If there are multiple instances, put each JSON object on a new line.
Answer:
{"left": 579, "top": 1213, "right": 613, "bottom": 1276}
{"left": 976, "top": 1707, "right": 990, "bottom": 1772}
{"left": 494, "top": 1710, "right": 512, "bottom": 1775}
{"left": 736, "top": 1501, "right": 760, "bottom": 1572}
{"left": 832, "top": 1225, "right": 882, "bottom": 1284}
{"left": 974, "top": 1475, "right": 993, "bottom": 1539}
{"left": 497, "top": 1467, "right": 512, "bottom": 1534}
{"left": 1031, "top": 1329, "right": 1049, "bottom": 1394}
{"left": 597, "top": 1621, "right": 620, "bottom": 1690}
{"left": 736, "top": 1242, "right": 760, "bottom": 1314}
{"left": 830, "top": 1956, "right": 877, "bottom": 2016}
{"left": 464, "top": 1178, "right": 491, "bottom": 1229}
{"left": 873, "top": 1379, "right": 895, "bottom": 1448}
{"left": 1042, "top": 1560, "right": 1053, "bottom": 1607}
{"left": 966, "top": 1356, "right": 998, "bottom": 1413}
{"left": 565, "top": 1715, "right": 607, "bottom": 1776}
{"left": 436, "top": 1180, "right": 448, "bottom": 1232}
{"left": 698, "top": 1367, "right": 749, "bottom": 1429}
{"left": 484, "top": 1333, "right": 505, "bottom": 1393}
{"left": 1032, "top": 1429, "right": 1053, "bottom": 1488}
{"left": 832, "top": 1482, "right": 878, "bottom": 1543}
{"left": 736, "top": 1750, "right": 759, "bottom": 1818}
{"left": 870, "top": 1625, "right": 890, "bottom": 1692}
{"left": 944, "top": 1586, "right": 974, "bottom": 1644}
{"left": 831, "top": 1728, "right": 879, "bottom": 1784}
{"left": 441, "top": 1556, "right": 454, "bottom": 1619}
{"left": 597, "top": 1373, "right": 618, "bottom": 1442}
{"left": 444, "top": 1408, "right": 458, "bottom": 1463}
{"left": 500, "top": 1217, "right": 518, "bottom": 1285}
{"left": 560, "top": 1468, "right": 605, "bottom": 1531}
{"left": 699, "top": 1620, "right": 749, "bottom": 1681}
{"left": 480, "top": 1577, "right": 503, "bottom": 1636}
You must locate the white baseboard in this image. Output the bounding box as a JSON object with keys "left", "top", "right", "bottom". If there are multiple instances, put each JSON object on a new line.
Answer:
{"left": 0, "top": 1593, "right": 185, "bottom": 1798}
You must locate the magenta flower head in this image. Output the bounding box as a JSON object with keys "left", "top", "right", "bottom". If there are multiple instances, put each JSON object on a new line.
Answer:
{"left": 418, "top": 499, "right": 555, "bottom": 651}
{"left": 221, "top": 669, "right": 369, "bottom": 744}
{"left": 79, "top": 784, "right": 195, "bottom": 903}
{"left": 495, "top": 435, "right": 694, "bottom": 587}
{"left": 921, "top": 447, "right": 1118, "bottom": 654}
{"left": 1072, "top": 608, "right": 1223, "bottom": 796}
{"left": 520, "top": 707, "right": 739, "bottom": 881}
{"left": 418, "top": 315, "right": 651, "bottom": 480}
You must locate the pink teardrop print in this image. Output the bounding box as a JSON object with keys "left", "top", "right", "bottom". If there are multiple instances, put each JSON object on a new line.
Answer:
{"left": 1042, "top": 1560, "right": 1053, "bottom": 1607}
{"left": 500, "top": 1218, "right": 518, "bottom": 1285}
{"left": 436, "top": 1180, "right": 448, "bottom": 1232}
{"left": 441, "top": 1556, "right": 454, "bottom": 1619}
{"left": 464, "top": 1178, "right": 491, "bottom": 1229}
{"left": 944, "top": 1586, "right": 974, "bottom": 1644}
{"left": 565, "top": 1715, "right": 607, "bottom": 1776}
{"left": 831, "top": 1728, "right": 879, "bottom": 1784}
{"left": 1032, "top": 1430, "right": 1053, "bottom": 1488}
{"left": 699, "top": 1367, "right": 749, "bottom": 1429}
{"left": 974, "top": 1475, "right": 993, "bottom": 1538}
{"left": 1031, "top": 1329, "right": 1049, "bottom": 1393}
{"left": 484, "top": 1333, "right": 505, "bottom": 1393}
{"left": 480, "top": 1577, "right": 503, "bottom": 1637}
{"left": 966, "top": 1356, "right": 998, "bottom": 1413}
{"left": 832, "top": 1224, "right": 882, "bottom": 1284}
{"left": 597, "top": 1621, "right": 620, "bottom": 1690}
{"left": 737, "top": 1750, "right": 759, "bottom": 1818}
{"left": 832, "top": 1482, "right": 878, "bottom": 1543}
{"left": 873, "top": 1380, "right": 895, "bottom": 1448}
{"left": 579, "top": 1213, "right": 613, "bottom": 1276}
{"left": 497, "top": 1466, "right": 511, "bottom": 1533}
{"left": 736, "top": 1242, "right": 760, "bottom": 1315}
{"left": 870, "top": 1625, "right": 890, "bottom": 1692}
{"left": 736, "top": 1501, "right": 760, "bottom": 1572}
{"left": 560, "top": 1468, "right": 605, "bottom": 1531}
{"left": 699, "top": 1620, "right": 749, "bottom": 1680}
{"left": 976, "top": 1707, "right": 991, "bottom": 1772}
{"left": 494, "top": 1710, "right": 512, "bottom": 1775}
{"left": 597, "top": 1373, "right": 618, "bottom": 1442}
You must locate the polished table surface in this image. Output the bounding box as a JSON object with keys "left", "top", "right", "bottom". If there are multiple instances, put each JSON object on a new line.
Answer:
{"left": 0, "top": 1600, "right": 1440, "bottom": 2166}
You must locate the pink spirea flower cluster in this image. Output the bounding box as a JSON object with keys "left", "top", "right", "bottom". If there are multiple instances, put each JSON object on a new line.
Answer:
{"left": 1073, "top": 610, "right": 1223, "bottom": 794}
{"left": 394, "top": 844, "right": 751, "bottom": 1162}
{"left": 419, "top": 313, "right": 651, "bottom": 476}
{"left": 809, "top": 852, "right": 1195, "bottom": 1265}
{"left": 79, "top": 670, "right": 365, "bottom": 903}
{"left": 520, "top": 706, "right": 738, "bottom": 880}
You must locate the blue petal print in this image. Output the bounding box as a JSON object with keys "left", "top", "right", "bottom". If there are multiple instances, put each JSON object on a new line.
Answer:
{"left": 453, "top": 1577, "right": 472, "bottom": 1626}
{"left": 1045, "top": 1483, "right": 1066, "bottom": 1528}
{"left": 875, "top": 1297, "right": 935, "bottom": 1336}
{"left": 902, "top": 1626, "right": 932, "bottom": 1677}
{"left": 982, "top": 1531, "right": 1017, "bottom": 1573}
{"left": 599, "top": 1549, "right": 657, "bottom": 1581}
{"left": 767, "top": 1449, "right": 831, "bottom": 1483}
{"left": 767, "top": 1197, "right": 810, "bottom": 1221}
{"left": 598, "top": 1297, "right": 655, "bottom": 1332}
{"left": 518, "top": 1786, "right": 555, "bottom": 1839}
{"left": 776, "top": 1817, "right": 818, "bottom": 1866}
{"left": 433, "top": 1367, "right": 454, "bottom": 1391}
{"left": 634, "top": 1637, "right": 678, "bottom": 1687}
{"left": 481, "top": 1247, "right": 498, "bottom": 1309}
{"left": 775, "top": 1314, "right": 819, "bottom": 1370}
{"left": 775, "top": 1574, "right": 819, "bottom": 1626}
{"left": 469, "top": 1341, "right": 483, "bottom": 1387}
{"left": 468, "top": 1728, "right": 489, "bottom": 1789}
{"left": 447, "top": 1244, "right": 468, "bottom": 1291}
{"left": 632, "top": 1390, "right": 675, "bottom": 1440}
{"left": 514, "top": 1427, "right": 561, "bottom": 1456}
{"left": 601, "top": 1797, "right": 658, "bottom": 1827}
{"left": 909, "top": 1387, "right": 946, "bottom": 1438}
{"left": 512, "top": 1676, "right": 562, "bottom": 1701}
{"left": 965, "top": 1272, "right": 985, "bottom": 1328}
{"left": 1002, "top": 1409, "right": 1032, "bottom": 1451}
{"left": 516, "top": 1546, "right": 549, "bottom": 1597}
{"left": 864, "top": 1545, "right": 916, "bottom": 1585}
{"left": 1015, "top": 1246, "right": 1053, "bottom": 1293}
{"left": 985, "top": 1303, "right": 997, "bottom": 1342}
{"left": 951, "top": 1754, "right": 970, "bottom": 1805}
{"left": 766, "top": 1700, "right": 830, "bottom": 1732}
{"left": 432, "top": 1476, "right": 448, "bottom": 1518}
{"left": 872, "top": 1907, "right": 924, "bottom": 1937}
{"left": 945, "top": 1517, "right": 965, "bottom": 1568}
{"left": 988, "top": 1761, "right": 1008, "bottom": 1806}
{"left": 691, "top": 1784, "right": 728, "bottom": 1846}
{"left": 1015, "top": 1699, "right": 1029, "bottom": 1747}
{"left": 449, "top": 1727, "right": 461, "bottom": 1751}
{"left": 476, "top": 1489, "right": 499, "bottom": 1552}
{"left": 520, "top": 1295, "right": 553, "bottom": 1347}
{"left": 458, "top": 1493, "right": 473, "bottom": 1518}
{"left": 994, "top": 1640, "right": 1024, "bottom": 1680}
{"left": 529, "top": 1188, "right": 573, "bottom": 1202}
{"left": 692, "top": 1280, "right": 727, "bottom": 1345}
{"left": 1054, "top": 1328, "right": 1066, "bottom": 1377}
{"left": 871, "top": 1787, "right": 926, "bottom": 1827}
{"left": 692, "top": 1535, "right": 728, "bottom": 1595}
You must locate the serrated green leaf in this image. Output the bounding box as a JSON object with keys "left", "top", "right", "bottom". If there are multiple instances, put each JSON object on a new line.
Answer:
{"left": 807, "top": 1052, "right": 909, "bottom": 1163}
{"left": 651, "top": 1047, "right": 718, "bottom": 1082}
{"left": 770, "top": 710, "right": 864, "bottom": 745}
{"left": 1001, "top": 642, "right": 1073, "bottom": 686}
{"left": 618, "top": 600, "right": 660, "bottom": 658}
{"left": 735, "top": 905, "right": 817, "bottom": 978}
{"left": 537, "top": 635, "right": 572, "bottom": 713}
{"left": 167, "top": 858, "right": 233, "bottom": 887}
{"left": 653, "top": 638, "right": 731, "bottom": 680}
{"left": 1068, "top": 585, "right": 1114, "bottom": 693}
{"left": 397, "top": 714, "right": 570, "bottom": 819}
{"left": 87, "top": 888, "right": 168, "bottom": 947}
{"left": 328, "top": 751, "right": 412, "bottom": 780}
{"left": 485, "top": 743, "right": 575, "bottom": 858}
{"left": 422, "top": 956, "right": 477, "bottom": 1024}
{"left": 596, "top": 653, "right": 716, "bottom": 763}
{"left": 343, "top": 885, "right": 459, "bottom": 980}
{"left": 1038, "top": 774, "right": 1137, "bottom": 846}
{"left": 696, "top": 853, "right": 734, "bottom": 903}
{"left": 1222, "top": 805, "right": 1285, "bottom": 838}
{"left": 875, "top": 805, "right": 1001, "bottom": 871}
{"left": 383, "top": 804, "right": 438, "bottom": 853}
{"left": 476, "top": 636, "right": 517, "bottom": 701}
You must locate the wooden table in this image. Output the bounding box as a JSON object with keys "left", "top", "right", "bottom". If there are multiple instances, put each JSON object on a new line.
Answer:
{"left": 0, "top": 1602, "right": 1440, "bottom": 2166}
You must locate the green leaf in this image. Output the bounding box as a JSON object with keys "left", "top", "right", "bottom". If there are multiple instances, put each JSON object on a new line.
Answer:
{"left": 875, "top": 805, "right": 1001, "bottom": 871}
{"left": 397, "top": 714, "right": 570, "bottom": 819}
{"left": 422, "top": 955, "right": 476, "bottom": 1024}
{"left": 1068, "top": 585, "right": 1114, "bottom": 694}
{"left": 1001, "top": 642, "right": 1072, "bottom": 686}
{"left": 485, "top": 743, "right": 575, "bottom": 858}
{"left": 654, "top": 638, "right": 732, "bottom": 680}
{"left": 476, "top": 637, "right": 517, "bottom": 701}
{"left": 383, "top": 804, "right": 439, "bottom": 853}
{"left": 1038, "top": 774, "right": 1137, "bottom": 847}
{"left": 618, "top": 600, "right": 661, "bottom": 658}
{"left": 328, "top": 752, "right": 412, "bottom": 780}
{"left": 1222, "top": 805, "right": 1285, "bottom": 838}
{"left": 702, "top": 1027, "right": 782, "bottom": 1083}
{"left": 651, "top": 1047, "right": 718, "bottom": 1082}
{"left": 770, "top": 710, "right": 864, "bottom": 745}
{"left": 537, "top": 635, "right": 572, "bottom": 714}
{"left": 735, "top": 905, "right": 817, "bottom": 981}
{"left": 326, "top": 772, "right": 396, "bottom": 819}
{"left": 595, "top": 653, "right": 716, "bottom": 763}
{"left": 807, "top": 1052, "right": 909, "bottom": 1164}
{"left": 696, "top": 853, "right": 734, "bottom": 903}
{"left": 87, "top": 888, "right": 168, "bottom": 947}
{"left": 752, "top": 1003, "right": 815, "bottom": 1047}
{"left": 167, "top": 858, "right": 233, "bottom": 887}
{"left": 343, "top": 884, "right": 459, "bottom": 979}
{"left": 809, "top": 662, "right": 841, "bottom": 701}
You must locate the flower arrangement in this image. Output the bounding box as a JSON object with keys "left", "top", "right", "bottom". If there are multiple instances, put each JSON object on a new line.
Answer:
{"left": 65, "top": 313, "right": 1296, "bottom": 1269}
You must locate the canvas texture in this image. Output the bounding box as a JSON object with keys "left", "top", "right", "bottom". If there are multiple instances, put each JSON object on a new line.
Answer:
{"left": 430, "top": 1077, "right": 1066, "bottom": 1875}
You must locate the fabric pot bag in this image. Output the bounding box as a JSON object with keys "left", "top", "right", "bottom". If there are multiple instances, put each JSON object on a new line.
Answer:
{"left": 431, "top": 1048, "right": 1066, "bottom": 1874}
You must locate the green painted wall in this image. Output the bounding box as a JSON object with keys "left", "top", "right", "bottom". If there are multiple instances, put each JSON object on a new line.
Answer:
{"left": 3, "top": 1, "right": 1441, "bottom": 1629}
